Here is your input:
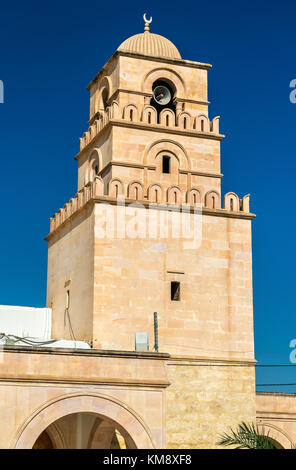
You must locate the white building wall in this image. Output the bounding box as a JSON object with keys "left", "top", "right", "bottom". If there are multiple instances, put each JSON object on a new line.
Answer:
{"left": 0, "top": 305, "right": 52, "bottom": 339}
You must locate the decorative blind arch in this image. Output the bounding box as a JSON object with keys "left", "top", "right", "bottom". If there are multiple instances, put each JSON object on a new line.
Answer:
{"left": 147, "top": 184, "right": 163, "bottom": 203}
{"left": 205, "top": 190, "right": 221, "bottom": 209}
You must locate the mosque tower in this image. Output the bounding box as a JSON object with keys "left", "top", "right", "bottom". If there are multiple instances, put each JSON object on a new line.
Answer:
{"left": 45, "top": 16, "right": 256, "bottom": 447}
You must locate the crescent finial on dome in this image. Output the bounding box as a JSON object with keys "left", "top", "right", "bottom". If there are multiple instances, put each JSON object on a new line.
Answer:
{"left": 143, "top": 13, "right": 152, "bottom": 32}
{"left": 117, "top": 18, "right": 181, "bottom": 59}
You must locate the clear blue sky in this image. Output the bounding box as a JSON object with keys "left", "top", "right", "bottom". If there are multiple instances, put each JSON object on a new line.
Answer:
{"left": 0, "top": 0, "right": 295, "bottom": 391}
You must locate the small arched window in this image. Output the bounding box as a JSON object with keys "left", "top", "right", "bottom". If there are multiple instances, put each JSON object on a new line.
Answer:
{"left": 162, "top": 156, "right": 170, "bottom": 174}
{"left": 102, "top": 88, "right": 108, "bottom": 111}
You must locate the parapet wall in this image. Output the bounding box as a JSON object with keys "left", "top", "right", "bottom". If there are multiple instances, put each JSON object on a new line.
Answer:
{"left": 48, "top": 176, "right": 253, "bottom": 236}
{"left": 79, "top": 102, "right": 222, "bottom": 152}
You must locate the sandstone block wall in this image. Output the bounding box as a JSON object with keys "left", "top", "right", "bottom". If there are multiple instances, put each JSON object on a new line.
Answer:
{"left": 166, "top": 361, "right": 256, "bottom": 448}
{"left": 47, "top": 205, "right": 95, "bottom": 342}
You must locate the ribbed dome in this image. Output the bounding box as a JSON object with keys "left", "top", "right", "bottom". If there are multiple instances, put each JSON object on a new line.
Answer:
{"left": 118, "top": 31, "right": 181, "bottom": 60}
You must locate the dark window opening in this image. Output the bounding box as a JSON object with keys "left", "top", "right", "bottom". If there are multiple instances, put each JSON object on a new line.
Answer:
{"left": 102, "top": 88, "right": 108, "bottom": 111}
{"left": 66, "top": 290, "right": 70, "bottom": 309}
{"left": 171, "top": 281, "right": 180, "bottom": 301}
{"left": 162, "top": 156, "right": 170, "bottom": 174}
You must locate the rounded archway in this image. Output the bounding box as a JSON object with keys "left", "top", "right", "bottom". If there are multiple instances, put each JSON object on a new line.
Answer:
{"left": 13, "top": 392, "right": 155, "bottom": 449}
{"left": 32, "top": 412, "right": 135, "bottom": 449}
{"left": 33, "top": 430, "right": 54, "bottom": 449}
{"left": 257, "top": 422, "right": 295, "bottom": 449}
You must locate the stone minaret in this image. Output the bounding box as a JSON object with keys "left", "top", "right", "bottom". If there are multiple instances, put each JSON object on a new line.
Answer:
{"left": 46, "top": 19, "right": 256, "bottom": 444}
{"left": 46, "top": 17, "right": 254, "bottom": 353}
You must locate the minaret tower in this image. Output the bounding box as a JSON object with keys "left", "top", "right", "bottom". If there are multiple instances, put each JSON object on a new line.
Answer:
{"left": 46, "top": 16, "right": 255, "bottom": 360}
{"left": 46, "top": 16, "right": 257, "bottom": 448}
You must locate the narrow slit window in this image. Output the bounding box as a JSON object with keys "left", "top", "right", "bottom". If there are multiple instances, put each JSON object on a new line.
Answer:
{"left": 66, "top": 290, "right": 70, "bottom": 309}
{"left": 171, "top": 281, "right": 180, "bottom": 301}
{"left": 162, "top": 156, "right": 170, "bottom": 174}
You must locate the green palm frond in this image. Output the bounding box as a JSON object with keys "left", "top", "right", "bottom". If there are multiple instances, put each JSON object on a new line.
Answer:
{"left": 217, "top": 422, "right": 278, "bottom": 449}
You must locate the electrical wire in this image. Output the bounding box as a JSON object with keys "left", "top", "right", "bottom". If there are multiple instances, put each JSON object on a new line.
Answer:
{"left": 1, "top": 336, "right": 296, "bottom": 387}
{"left": 64, "top": 308, "right": 76, "bottom": 341}
{"left": 163, "top": 342, "right": 296, "bottom": 356}
{"left": 256, "top": 364, "right": 296, "bottom": 367}
{"left": 257, "top": 384, "right": 296, "bottom": 387}
{"left": 0, "top": 334, "right": 58, "bottom": 346}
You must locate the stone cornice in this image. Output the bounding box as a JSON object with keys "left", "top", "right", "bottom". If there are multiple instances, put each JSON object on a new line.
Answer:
{"left": 117, "top": 50, "right": 212, "bottom": 70}
{"left": 45, "top": 196, "right": 256, "bottom": 241}
{"left": 112, "top": 119, "right": 225, "bottom": 140}
{"left": 256, "top": 392, "right": 296, "bottom": 397}
{"left": 98, "top": 161, "right": 223, "bottom": 179}
{"left": 202, "top": 207, "right": 256, "bottom": 220}
{"left": 75, "top": 119, "right": 225, "bottom": 161}
{"left": 98, "top": 161, "right": 156, "bottom": 177}
{"left": 0, "top": 346, "right": 170, "bottom": 388}
{"left": 92, "top": 197, "right": 255, "bottom": 222}
{"left": 87, "top": 50, "right": 212, "bottom": 90}
{"left": 168, "top": 355, "right": 257, "bottom": 365}
{"left": 0, "top": 378, "right": 169, "bottom": 388}
{"left": 106, "top": 88, "right": 210, "bottom": 109}
{"left": 1, "top": 345, "right": 170, "bottom": 359}
{"left": 179, "top": 169, "right": 223, "bottom": 179}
